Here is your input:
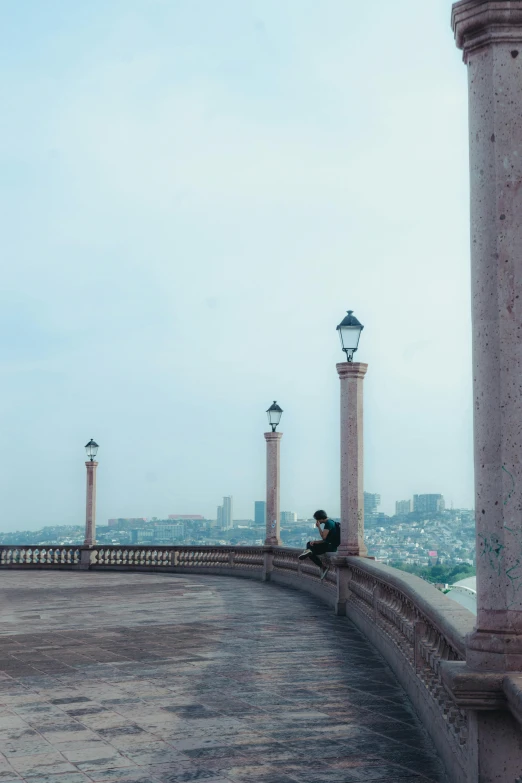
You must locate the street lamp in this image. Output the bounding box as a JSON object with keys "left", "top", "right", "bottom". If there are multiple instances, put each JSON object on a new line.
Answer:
{"left": 264, "top": 402, "right": 283, "bottom": 548}
{"left": 266, "top": 401, "right": 283, "bottom": 432}
{"left": 336, "top": 311, "right": 368, "bottom": 606}
{"left": 336, "top": 310, "right": 364, "bottom": 362}
{"left": 84, "top": 439, "right": 99, "bottom": 547}
{"left": 85, "top": 439, "right": 99, "bottom": 461}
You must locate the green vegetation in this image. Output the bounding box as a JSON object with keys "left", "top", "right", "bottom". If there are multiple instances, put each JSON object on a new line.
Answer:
{"left": 388, "top": 560, "right": 475, "bottom": 585}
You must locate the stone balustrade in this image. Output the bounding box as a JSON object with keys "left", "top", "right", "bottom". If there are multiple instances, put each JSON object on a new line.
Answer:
{"left": 0, "top": 543, "right": 479, "bottom": 782}
{"left": 344, "top": 558, "right": 474, "bottom": 782}
{"left": 0, "top": 545, "right": 80, "bottom": 566}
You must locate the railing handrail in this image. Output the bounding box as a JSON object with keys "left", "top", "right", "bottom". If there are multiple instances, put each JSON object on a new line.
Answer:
{"left": 346, "top": 557, "right": 474, "bottom": 657}
{"left": 0, "top": 543, "right": 301, "bottom": 558}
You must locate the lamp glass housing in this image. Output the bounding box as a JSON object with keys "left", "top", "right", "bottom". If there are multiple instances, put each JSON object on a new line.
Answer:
{"left": 266, "top": 402, "right": 283, "bottom": 432}
{"left": 336, "top": 311, "right": 364, "bottom": 361}
{"left": 85, "top": 439, "right": 99, "bottom": 461}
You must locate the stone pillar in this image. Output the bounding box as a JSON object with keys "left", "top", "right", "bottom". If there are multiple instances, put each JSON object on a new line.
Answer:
{"left": 264, "top": 432, "right": 282, "bottom": 546}
{"left": 452, "top": 0, "right": 522, "bottom": 673}
{"left": 79, "top": 547, "right": 93, "bottom": 571}
{"left": 440, "top": 5, "right": 522, "bottom": 780}
{"left": 262, "top": 549, "right": 274, "bottom": 582}
{"left": 334, "top": 566, "right": 352, "bottom": 617}
{"left": 336, "top": 362, "right": 368, "bottom": 557}
{"left": 84, "top": 461, "right": 98, "bottom": 547}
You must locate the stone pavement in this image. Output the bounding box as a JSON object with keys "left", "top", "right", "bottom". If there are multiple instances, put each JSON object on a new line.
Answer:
{"left": 0, "top": 571, "right": 449, "bottom": 783}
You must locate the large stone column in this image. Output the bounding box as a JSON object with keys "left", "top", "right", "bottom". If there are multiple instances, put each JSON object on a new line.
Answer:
{"left": 336, "top": 362, "right": 368, "bottom": 558}
{"left": 440, "top": 5, "right": 522, "bottom": 780}
{"left": 264, "top": 432, "right": 282, "bottom": 546}
{"left": 84, "top": 461, "right": 98, "bottom": 547}
{"left": 453, "top": 0, "right": 522, "bottom": 673}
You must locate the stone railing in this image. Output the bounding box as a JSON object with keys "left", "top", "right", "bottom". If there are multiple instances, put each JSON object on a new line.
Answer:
{"left": 272, "top": 546, "right": 338, "bottom": 593}
{"left": 0, "top": 545, "right": 80, "bottom": 566}
{"left": 344, "top": 557, "right": 475, "bottom": 782}
{"left": 0, "top": 543, "right": 474, "bottom": 782}
{"left": 91, "top": 545, "right": 264, "bottom": 571}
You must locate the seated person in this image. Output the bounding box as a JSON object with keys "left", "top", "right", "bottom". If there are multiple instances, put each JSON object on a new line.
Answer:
{"left": 298, "top": 509, "right": 340, "bottom": 580}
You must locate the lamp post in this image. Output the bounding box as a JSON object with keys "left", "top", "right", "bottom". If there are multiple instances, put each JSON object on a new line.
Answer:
{"left": 336, "top": 311, "right": 367, "bottom": 559}
{"left": 84, "top": 439, "right": 99, "bottom": 547}
{"left": 264, "top": 402, "right": 283, "bottom": 547}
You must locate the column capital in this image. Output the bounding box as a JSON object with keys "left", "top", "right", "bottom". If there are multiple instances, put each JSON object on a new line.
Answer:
{"left": 336, "top": 362, "right": 368, "bottom": 381}
{"left": 85, "top": 461, "right": 99, "bottom": 468}
{"left": 452, "top": 1, "right": 522, "bottom": 60}
{"left": 264, "top": 431, "right": 283, "bottom": 442}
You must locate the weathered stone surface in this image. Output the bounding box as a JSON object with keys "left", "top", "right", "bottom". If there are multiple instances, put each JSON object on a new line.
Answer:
{"left": 452, "top": 1, "right": 522, "bottom": 58}
{"left": 84, "top": 462, "right": 98, "bottom": 548}
{"left": 0, "top": 571, "right": 448, "bottom": 782}
{"left": 451, "top": 0, "right": 522, "bottom": 671}
{"left": 264, "top": 432, "right": 282, "bottom": 547}
{"left": 336, "top": 362, "right": 368, "bottom": 558}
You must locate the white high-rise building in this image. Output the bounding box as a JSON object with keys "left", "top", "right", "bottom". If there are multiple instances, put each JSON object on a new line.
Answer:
{"left": 222, "top": 496, "right": 233, "bottom": 530}
{"left": 281, "top": 511, "right": 297, "bottom": 525}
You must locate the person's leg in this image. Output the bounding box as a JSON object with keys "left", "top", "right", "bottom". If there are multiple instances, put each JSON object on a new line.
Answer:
{"left": 308, "top": 541, "right": 329, "bottom": 569}
{"left": 320, "top": 544, "right": 336, "bottom": 579}
{"left": 299, "top": 539, "right": 321, "bottom": 560}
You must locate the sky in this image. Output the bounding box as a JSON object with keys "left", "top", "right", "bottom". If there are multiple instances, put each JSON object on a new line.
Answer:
{"left": 0, "top": 0, "right": 473, "bottom": 529}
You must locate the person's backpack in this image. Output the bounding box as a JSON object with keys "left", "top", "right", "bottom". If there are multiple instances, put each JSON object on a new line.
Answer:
{"left": 326, "top": 520, "right": 341, "bottom": 547}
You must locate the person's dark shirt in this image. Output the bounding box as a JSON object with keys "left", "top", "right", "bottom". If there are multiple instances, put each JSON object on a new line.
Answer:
{"left": 322, "top": 519, "right": 335, "bottom": 534}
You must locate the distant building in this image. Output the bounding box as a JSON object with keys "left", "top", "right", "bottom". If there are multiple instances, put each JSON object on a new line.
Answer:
{"left": 130, "top": 529, "right": 154, "bottom": 544}
{"left": 222, "top": 496, "right": 233, "bottom": 530}
{"left": 154, "top": 524, "right": 184, "bottom": 542}
{"left": 364, "top": 493, "right": 381, "bottom": 518}
{"left": 254, "top": 501, "right": 266, "bottom": 526}
{"left": 168, "top": 514, "right": 205, "bottom": 521}
{"left": 395, "top": 500, "right": 412, "bottom": 516}
{"left": 281, "top": 511, "right": 297, "bottom": 525}
{"left": 108, "top": 518, "right": 146, "bottom": 529}
{"left": 217, "top": 497, "right": 233, "bottom": 530}
{"left": 413, "top": 494, "right": 445, "bottom": 515}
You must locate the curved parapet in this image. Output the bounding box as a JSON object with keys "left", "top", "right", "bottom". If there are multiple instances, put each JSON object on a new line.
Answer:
{"left": 343, "top": 558, "right": 475, "bottom": 782}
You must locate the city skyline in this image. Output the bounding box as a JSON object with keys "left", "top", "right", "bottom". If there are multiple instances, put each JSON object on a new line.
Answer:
{"left": 4, "top": 487, "right": 467, "bottom": 533}
{"left": 0, "top": 0, "right": 473, "bottom": 531}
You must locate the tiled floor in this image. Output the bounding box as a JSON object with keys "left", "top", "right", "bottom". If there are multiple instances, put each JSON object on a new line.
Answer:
{"left": 0, "top": 571, "right": 449, "bottom": 783}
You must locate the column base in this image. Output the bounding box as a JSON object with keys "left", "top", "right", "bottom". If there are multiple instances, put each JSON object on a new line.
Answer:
{"left": 441, "top": 661, "right": 522, "bottom": 782}
{"left": 440, "top": 660, "right": 506, "bottom": 710}
{"left": 335, "top": 548, "right": 369, "bottom": 559}
{"left": 79, "top": 546, "right": 93, "bottom": 571}
{"left": 264, "top": 537, "right": 282, "bottom": 547}
{"left": 466, "top": 629, "right": 522, "bottom": 672}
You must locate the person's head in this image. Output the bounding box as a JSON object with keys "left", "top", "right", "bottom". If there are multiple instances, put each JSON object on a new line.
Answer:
{"left": 313, "top": 510, "right": 328, "bottom": 522}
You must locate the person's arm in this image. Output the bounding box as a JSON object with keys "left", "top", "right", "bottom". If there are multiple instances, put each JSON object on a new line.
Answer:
{"left": 315, "top": 520, "right": 329, "bottom": 541}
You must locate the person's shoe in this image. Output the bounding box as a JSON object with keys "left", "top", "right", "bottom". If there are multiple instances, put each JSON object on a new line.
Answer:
{"left": 298, "top": 549, "right": 312, "bottom": 560}
{"left": 320, "top": 565, "right": 330, "bottom": 581}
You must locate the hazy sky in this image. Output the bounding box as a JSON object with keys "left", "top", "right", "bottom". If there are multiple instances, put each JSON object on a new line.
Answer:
{"left": 0, "top": 0, "right": 472, "bottom": 530}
